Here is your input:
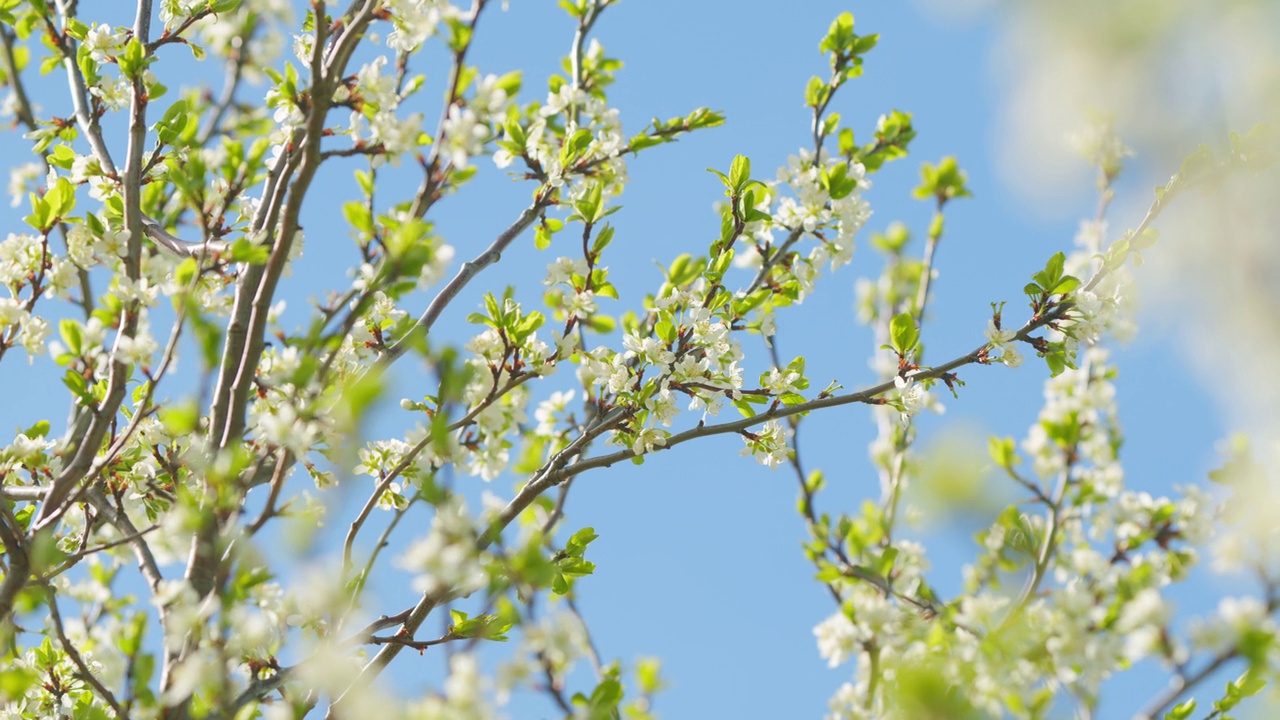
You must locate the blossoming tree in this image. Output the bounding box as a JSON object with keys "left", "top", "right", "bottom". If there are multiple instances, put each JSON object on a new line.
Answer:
{"left": 0, "top": 1, "right": 1278, "bottom": 718}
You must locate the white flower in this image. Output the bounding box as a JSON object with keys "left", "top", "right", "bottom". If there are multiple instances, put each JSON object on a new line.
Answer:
{"left": 813, "top": 613, "right": 858, "bottom": 667}
{"left": 540, "top": 84, "right": 587, "bottom": 118}
{"left": 894, "top": 375, "right": 927, "bottom": 422}
{"left": 385, "top": 0, "right": 449, "bottom": 52}
{"left": 256, "top": 402, "right": 318, "bottom": 456}
{"left": 525, "top": 612, "right": 589, "bottom": 673}
{"left": 985, "top": 319, "right": 1017, "bottom": 347}
{"left": 762, "top": 366, "right": 802, "bottom": 395}
{"left": 0, "top": 297, "right": 27, "bottom": 327}
{"left": 534, "top": 390, "right": 575, "bottom": 436}
{"left": 83, "top": 23, "right": 126, "bottom": 63}
{"left": 440, "top": 105, "right": 489, "bottom": 168}
{"left": 6, "top": 432, "right": 55, "bottom": 463}
{"left": 644, "top": 387, "right": 680, "bottom": 427}
{"left": 18, "top": 315, "right": 50, "bottom": 362}
{"left": 631, "top": 427, "right": 668, "bottom": 456}
{"left": 742, "top": 420, "right": 788, "bottom": 468}
{"left": 396, "top": 498, "right": 487, "bottom": 596}
{"left": 283, "top": 30, "right": 312, "bottom": 63}
{"left": 545, "top": 256, "right": 588, "bottom": 286}
{"left": 567, "top": 289, "right": 597, "bottom": 319}
{"left": 622, "top": 333, "right": 674, "bottom": 369}
{"left": 114, "top": 331, "right": 158, "bottom": 366}
{"left": 999, "top": 344, "right": 1024, "bottom": 368}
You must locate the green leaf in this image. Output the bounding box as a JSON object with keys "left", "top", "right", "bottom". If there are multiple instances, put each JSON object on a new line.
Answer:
{"left": 118, "top": 36, "right": 148, "bottom": 80}
{"left": 450, "top": 611, "right": 513, "bottom": 642}
{"left": 592, "top": 224, "right": 614, "bottom": 254}
{"left": 655, "top": 318, "right": 676, "bottom": 344}
{"left": 874, "top": 547, "right": 899, "bottom": 577}
{"left": 227, "top": 237, "right": 270, "bottom": 264}
{"left": 1051, "top": 276, "right": 1081, "bottom": 295}
{"left": 889, "top": 312, "right": 918, "bottom": 356}
{"left": 342, "top": 201, "right": 372, "bottom": 234}
{"left": 819, "top": 12, "right": 855, "bottom": 54}
{"left": 49, "top": 144, "right": 76, "bottom": 169}
{"left": 1164, "top": 699, "right": 1196, "bottom": 720}
{"left": 805, "top": 75, "right": 829, "bottom": 108}
{"left": 913, "top": 156, "right": 971, "bottom": 203}
{"left": 988, "top": 436, "right": 1017, "bottom": 469}
{"left": 58, "top": 318, "right": 84, "bottom": 356}
{"left": 565, "top": 527, "right": 598, "bottom": 557}
{"left": 0, "top": 666, "right": 38, "bottom": 701}
{"left": 594, "top": 281, "right": 618, "bottom": 300}
{"left": 21, "top": 420, "right": 49, "bottom": 439}
{"left": 155, "top": 100, "right": 191, "bottom": 146}
{"left": 573, "top": 181, "right": 603, "bottom": 223}
{"left": 159, "top": 399, "right": 200, "bottom": 436}
{"left": 24, "top": 192, "right": 50, "bottom": 231}
{"left": 728, "top": 154, "right": 750, "bottom": 193}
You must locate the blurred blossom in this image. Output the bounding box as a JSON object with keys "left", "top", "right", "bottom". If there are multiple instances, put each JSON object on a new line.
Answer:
{"left": 918, "top": 0, "right": 1280, "bottom": 552}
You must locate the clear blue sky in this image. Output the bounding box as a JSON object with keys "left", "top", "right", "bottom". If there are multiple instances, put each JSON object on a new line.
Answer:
{"left": 0, "top": 2, "right": 1245, "bottom": 717}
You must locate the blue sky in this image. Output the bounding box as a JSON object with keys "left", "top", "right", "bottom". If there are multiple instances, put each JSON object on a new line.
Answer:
{"left": 0, "top": 1, "right": 1251, "bottom": 717}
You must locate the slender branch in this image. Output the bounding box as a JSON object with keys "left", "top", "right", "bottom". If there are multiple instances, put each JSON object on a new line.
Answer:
{"left": 565, "top": 596, "right": 605, "bottom": 677}
{"left": 45, "top": 586, "right": 130, "bottom": 719}
{"left": 769, "top": 341, "right": 844, "bottom": 606}
{"left": 52, "top": 0, "right": 118, "bottom": 175}
{"left": 378, "top": 199, "right": 548, "bottom": 365}
{"left": 140, "top": 217, "right": 230, "bottom": 257}
{"left": 342, "top": 371, "right": 535, "bottom": 572}
{"left": 339, "top": 500, "right": 414, "bottom": 632}
{"left": 0, "top": 503, "right": 30, "bottom": 632}
{"left": 1137, "top": 648, "right": 1239, "bottom": 720}
{"left": 744, "top": 227, "right": 804, "bottom": 297}
{"left": 0, "top": 25, "right": 36, "bottom": 130}
{"left": 0, "top": 485, "right": 49, "bottom": 500}
{"left": 33, "top": 0, "right": 154, "bottom": 530}
{"left": 407, "top": 0, "right": 488, "bottom": 219}
{"left": 325, "top": 407, "right": 631, "bottom": 714}
{"left": 39, "top": 522, "right": 162, "bottom": 580}
{"left": 197, "top": 19, "right": 256, "bottom": 145}
{"left": 247, "top": 450, "right": 291, "bottom": 535}
{"left": 913, "top": 202, "right": 944, "bottom": 318}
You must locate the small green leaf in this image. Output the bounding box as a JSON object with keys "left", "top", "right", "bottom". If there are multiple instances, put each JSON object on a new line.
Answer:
{"left": 988, "top": 436, "right": 1017, "bottom": 469}
{"left": 118, "top": 36, "right": 148, "bottom": 80}
{"left": 226, "top": 238, "right": 270, "bottom": 264}
{"left": 728, "top": 154, "right": 751, "bottom": 193}
{"left": 1051, "top": 276, "right": 1081, "bottom": 295}
{"left": 889, "top": 312, "right": 918, "bottom": 356}
{"left": 1164, "top": 699, "right": 1196, "bottom": 720}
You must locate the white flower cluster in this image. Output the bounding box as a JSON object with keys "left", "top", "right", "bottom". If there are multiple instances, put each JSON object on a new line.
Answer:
{"left": 246, "top": 340, "right": 334, "bottom": 457}
{"left": 1022, "top": 348, "right": 1121, "bottom": 487}
{"left": 1058, "top": 225, "right": 1136, "bottom": 357}
{"left": 0, "top": 430, "right": 57, "bottom": 476}
{"left": 498, "top": 52, "right": 628, "bottom": 199}
{"left": 343, "top": 56, "right": 426, "bottom": 163}
{"left": 396, "top": 496, "right": 489, "bottom": 596}
{"left": 159, "top": 0, "right": 209, "bottom": 27}
{"left": 409, "top": 653, "right": 499, "bottom": 720}
{"left": 1068, "top": 116, "right": 1134, "bottom": 178}
{"left": 496, "top": 612, "right": 590, "bottom": 704}
{"left": 543, "top": 255, "right": 598, "bottom": 323}
{"left": 775, "top": 148, "right": 871, "bottom": 271}
{"left": 983, "top": 318, "right": 1023, "bottom": 368}
{"left": 193, "top": 0, "right": 290, "bottom": 82}
{"left": 741, "top": 420, "right": 789, "bottom": 468}
{"left": 383, "top": 0, "right": 459, "bottom": 53}
{"left": 573, "top": 284, "right": 752, "bottom": 457}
